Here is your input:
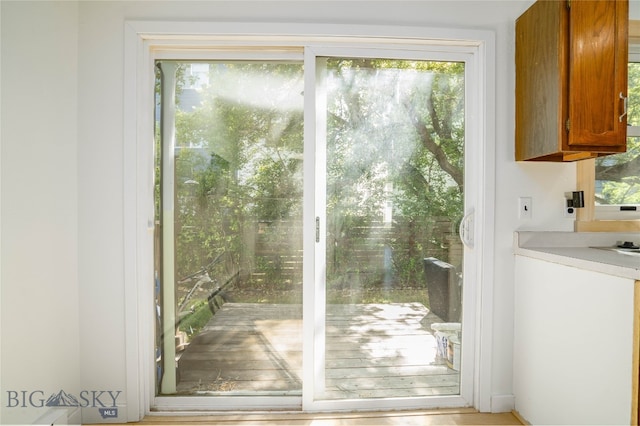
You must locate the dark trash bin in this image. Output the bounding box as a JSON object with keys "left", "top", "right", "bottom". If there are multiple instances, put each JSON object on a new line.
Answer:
{"left": 423, "top": 257, "right": 461, "bottom": 322}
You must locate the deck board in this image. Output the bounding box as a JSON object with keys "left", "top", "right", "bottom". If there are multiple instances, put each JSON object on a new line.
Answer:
{"left": 175, "top": 302, "right": 459, "bottom": 398}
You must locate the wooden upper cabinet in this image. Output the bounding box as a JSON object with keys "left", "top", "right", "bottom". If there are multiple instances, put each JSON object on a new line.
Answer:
{"left": 515, "top": 0, "right": 629, "bottom": 162}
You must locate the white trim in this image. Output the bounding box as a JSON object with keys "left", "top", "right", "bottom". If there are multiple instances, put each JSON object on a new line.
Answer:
{"left": 303, "top": 47, "right": 326, "bottom": 408}
{"left": 128, "top": 20, "right": 488, "bottom": 48}
{"left": 594, "top": 205, "right": 640, "bottom": 220}
{"left": 158, "top": 61, "right": 179, "bottom": 395}
{"left": 490, "top": 394, "right": 516, "bottom": 413}
{"left": 0, "top": 3, "right": 3, "bottom": 422}
{"left": 153, "top": 396, "right": 301, "bottom": 412}
{"left": 462, "top": 45, "right": 481, "bottom": 412}
{"left": 474, "top": 32, "right": 496, "bottom": 413}
{"left": 123, "top": 20, "right": 496, "bottom": 418}
{"left": 123, "top": 21, "right": 142, "bottom": 422}
{"left": 124, "top": 21, "right": 157, "bottom": 422}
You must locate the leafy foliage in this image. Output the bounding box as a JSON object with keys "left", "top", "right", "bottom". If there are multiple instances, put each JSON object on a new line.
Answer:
{"left": 325, "top": 59, "right": 464, "bottom": 284}
{"left": 178, "top": 301, "right": 213, "bottom": 339}
{"left": 157, "top": 57, "right": 465, "bottom": 300}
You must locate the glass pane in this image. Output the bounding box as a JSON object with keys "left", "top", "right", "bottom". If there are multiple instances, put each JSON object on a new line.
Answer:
{"left": 595, "top": 136, "right": 640, "bottom": 205}
{"left": 323, "top": 58, "right": 464, "bottom": 399}
{"left": 155, "top": 61, "right": 304, "bottom": 396}
{"left": 628, "top": 62, "right": 640, "bottom": 127}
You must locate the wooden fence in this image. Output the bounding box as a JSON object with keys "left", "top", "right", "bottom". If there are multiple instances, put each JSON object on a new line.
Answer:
{"left": 245, "top": 218, "right": 461, "bottom": 288}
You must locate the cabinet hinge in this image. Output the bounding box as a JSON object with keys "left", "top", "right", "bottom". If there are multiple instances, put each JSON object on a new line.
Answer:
{"left": 565, "top": 119, "right": 571, "bottom": 131}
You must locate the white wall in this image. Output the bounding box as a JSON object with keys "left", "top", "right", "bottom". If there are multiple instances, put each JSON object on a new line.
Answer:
{"left": 1, "top": 0, "right": 592, "bottom": 423}
{"left": 0, "top": 2, "right": 80, "bottom": 424}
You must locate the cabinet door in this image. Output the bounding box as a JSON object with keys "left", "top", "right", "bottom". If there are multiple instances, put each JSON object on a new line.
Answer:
{"left": 568, "top": 0, "right": 628, "bottom": 150}
{"left": 515, "top": 0, "right": 568, "bottom": 161}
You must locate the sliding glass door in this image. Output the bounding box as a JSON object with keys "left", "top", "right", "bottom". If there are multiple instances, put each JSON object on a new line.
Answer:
{"left": 155, "top": 61, "right": 305, "bottom": 397}
{"left": 311, "top": 55, "right": 465, "bottom": 403}
{"left": 154, "top": 47, "right": 472, "bottom": 411}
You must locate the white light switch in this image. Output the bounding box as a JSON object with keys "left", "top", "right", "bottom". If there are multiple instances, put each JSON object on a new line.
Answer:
{"left": 519, "top": 197, "right": 532, "bottom": 219}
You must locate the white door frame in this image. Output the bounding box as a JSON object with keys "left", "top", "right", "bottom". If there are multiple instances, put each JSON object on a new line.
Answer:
{"left": 123, "top": 20, "right": 496, "bottom": 420}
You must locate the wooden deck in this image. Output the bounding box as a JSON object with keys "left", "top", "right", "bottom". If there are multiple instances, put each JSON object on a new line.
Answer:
{"left": 176, "top": 302, "right": 459, "bottom": 399}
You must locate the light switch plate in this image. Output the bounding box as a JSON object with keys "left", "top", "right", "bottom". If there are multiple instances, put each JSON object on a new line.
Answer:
{"left": 519, "top": 197, "right": 532, "bottom": 219}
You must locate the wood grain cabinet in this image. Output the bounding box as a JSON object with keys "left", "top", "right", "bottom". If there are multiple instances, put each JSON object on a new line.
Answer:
{"left": 515, "top": 0, "right": 629, "bottom": 161}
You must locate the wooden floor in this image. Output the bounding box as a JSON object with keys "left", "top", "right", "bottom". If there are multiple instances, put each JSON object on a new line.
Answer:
{"left": 175, "top": 302, "right": 458, "bottom": 399}
{"left": 95, "top": 409, "right": 523, "bottom": 425}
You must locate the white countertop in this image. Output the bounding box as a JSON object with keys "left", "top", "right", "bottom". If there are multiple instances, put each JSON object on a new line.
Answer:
{"left": 514, "top": 231, "right": 640, "bottom": 280}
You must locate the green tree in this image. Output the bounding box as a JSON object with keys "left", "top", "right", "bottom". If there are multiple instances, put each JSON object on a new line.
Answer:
{"left": 323, "top": 59, "right": 464, "bottom": 285}
{"left": 170, "top": 63, "right": 304, "bottom": 282}
{"left": 160, "top": 58, "right": 465, "bottom": 290}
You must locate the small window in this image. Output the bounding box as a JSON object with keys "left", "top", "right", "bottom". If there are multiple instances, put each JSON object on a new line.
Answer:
{"left": 594, "top": 50, "right": 640, "bottom": 220}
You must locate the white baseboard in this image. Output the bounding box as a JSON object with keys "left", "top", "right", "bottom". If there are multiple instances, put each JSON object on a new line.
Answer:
{"left": 33, "top": 407, "right": 80, "bottom": 425}
{"left": 490, "top": 394, "right": 515, "bottom": 413}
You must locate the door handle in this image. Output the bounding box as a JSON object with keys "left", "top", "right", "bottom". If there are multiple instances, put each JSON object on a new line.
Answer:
{"left": 459, "top": 209, "right": 474, "bottom": 249}
{"left": 619, "top": 92, "right": 628, "bottom": 123}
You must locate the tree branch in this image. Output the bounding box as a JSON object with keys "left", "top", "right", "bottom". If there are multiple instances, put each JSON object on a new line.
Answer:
{"left": 403, "top": 99, "right": 463, "bottom": 189}
{"left": 595, "top": 154, "right": 640, "bottom": 183}
{"left": 400, "top": 161, "right": 431, "bottom": 196}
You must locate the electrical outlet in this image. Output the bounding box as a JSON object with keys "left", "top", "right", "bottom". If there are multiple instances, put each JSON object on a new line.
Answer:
{"left": 519, "top": 197, "right": 532, "bottom": 219}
